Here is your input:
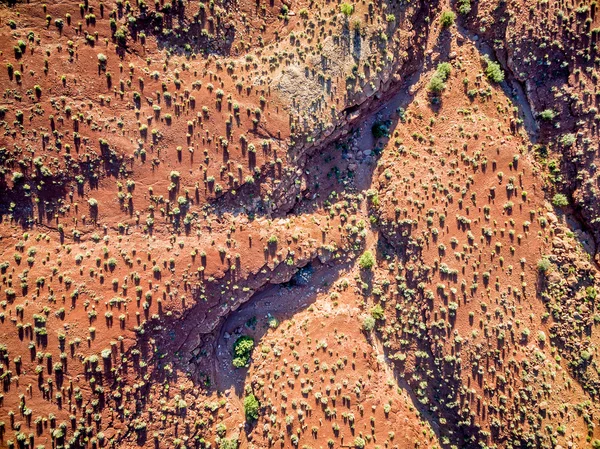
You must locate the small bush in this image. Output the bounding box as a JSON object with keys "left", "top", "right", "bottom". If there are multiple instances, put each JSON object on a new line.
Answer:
{"left": 537, "top": 258, "right": 551, "bottom": 273}
{"left": 115, "top": 28, "right": 127, "bottom": 46}
{"left": 552, "top": 193, "right": 568, "bottom": 207}
{"left": 371, "top": 120, "right": 390, "bottom": 139}
{"left": 268, "top": 316, "right": 279, "bottom": 328}
{"left": 340, "top": 3, "right": 354, "bottom": 16}
{"left": 244, "top": 394, "right": 260, "bottom": 421}
{"left": 428, "top": 76, "right": 446, "bottom": 94}
{"left": 232, "top": 336, "right": 254, "bottom": 368}
{"left": 439, "top": 10, "right": 456, "bottom": 27}
{"left": 354, "top": 437, "right": 366, "bottom": 449}
{"left": 427, "top": 62, "right": 452, "bottom": 94}
{"left": 457, "top": 0, "right": 471, "bottom": 14}
{"left": 358, "top": 250, "right": 375, "bottom": 270}
{"left": 219, "top": 438, "right": 238, "bottom": 449}
{"left": 371, "top": 304, "right": 385, "bottom": 320}
{"left": 362, "top": 315, "right": 375, "bottom": 332}
{"left": 537, "top": 331, "right": 546, "bottom": 343}
{"left": 436, "top": 62, "right": 452, "bottom": 79}
{"left": 559, "top": 133, "right": 576, "bottom": 147}
{"left": 539, "top": 109, "right": 556, "bottom": 121}
{"left": 485, "top": 59, "right": 504, "bottom": 83}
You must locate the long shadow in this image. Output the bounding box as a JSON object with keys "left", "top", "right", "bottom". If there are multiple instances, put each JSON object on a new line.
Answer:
{"left": 454, "top": 25, "right": 538, "bottom": 143}
{"left": 0, "top": 144, "right": 127, "bottom": 228}
{"left": 458, "top": 0, "right": 600, "bottom": 259}
{"left": 456, "top": 5, "right": 600, "bottom": 259}
{"left": 210, "top": 259, "right": 350, "bottom": 397}
{"left": 369, "top": 331, "right": 444, "bottom": 443}
{"left": 127, "top": 1, "right": 235, "bottom": 57}
{"left": 105, "top": 0, "right": 444, "bottom": 442}
{"left": 206, "top": 64, "right": 424, "bottom": 223}
{"left": 372, "top": 231, "right": 486, "bottom": 448}
{"left": 204, "top": 0, "right": 437, "bottom": 222}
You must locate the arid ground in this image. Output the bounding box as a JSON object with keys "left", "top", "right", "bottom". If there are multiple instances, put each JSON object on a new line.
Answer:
{"left": 1, "top": 0, "right": 600, "bottom": 448}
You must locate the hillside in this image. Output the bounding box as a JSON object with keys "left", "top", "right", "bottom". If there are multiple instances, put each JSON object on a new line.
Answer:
{"left": 0, "top": 0, "right": 599, "bottom": 449}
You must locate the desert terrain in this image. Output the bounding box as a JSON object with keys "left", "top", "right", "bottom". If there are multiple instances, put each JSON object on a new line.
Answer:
{"left": 0, "top": 0, "right": 599, "bottom": 448}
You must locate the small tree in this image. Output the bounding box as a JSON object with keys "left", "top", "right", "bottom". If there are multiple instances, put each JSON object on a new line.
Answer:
{"left": 539, "top": 109, "right": 556, "bottom": 121}
{"left": 97, "top": 53, "right": 107, "bottom": 69}
{"left": 371, "top": 120, "right": 390, "bottom": 139}
{"left": 354, "top": 437, "right": 366, "bottom": 448}
{"left": 457, "top": 0, "right": 471, "bottom": 14}
{"left": 371, "top": 304, "right": 385, "bottom": 320}
{"left": 219, "top": 438, "right": 238, "bottom": 449}
{"left": 439, "top": 11, "right": 456, "bottom": 27}
{"left": 359, "top": 250, "right": 375, "bottom": 270}
{"left": 428, "top": 62, "right": 452, "bottom": 95}
{"left": 537, "top": 257, "right": 551, "bottom": 273}
{"left": 244, "top": 394, "right": 260, "bottom": 421}
{"left": 340, "top": 3, "right": 354, "bottom": 16}
{"left": 552, "top": 193, "right": 568, "bottom": 207}
{"left": 485, "top": 59, "right": 504, "bottom": 83}
{"left": 232, "top": 336, "right": 254, "bottom": 368}
{"left": 427, "top": 76, "right": 446, "bottom": 94}
{"left": 560, "top": 133, "right": 576, "bottom": 147}
{"left": 362, "top": 315, "right": 375, "bottom": 332}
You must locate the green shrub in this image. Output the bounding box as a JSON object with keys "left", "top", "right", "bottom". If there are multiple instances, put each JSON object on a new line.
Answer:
{"left": 427, "top": 62, "right": 452, "bottom": 94}
{"left": 437, "top": 62, "right": 452, "bottom": 79}
{"left": 371, "top": 120, "right": 390, "bottom": 139}
{"left": 457, "top": 0, "right": 471, "bottom": 15}
{"left": 537, "top": 331, "right": 546, "bottom": 343}
{"left": 559, "top": 133, "right": 576, "bottom": 147}
{"left": 354, "top": 437, "right": 366, "bottom": 449}
{"left": 362, "top": 315, "right": 375, "bottom": 332}
{"left": 115, "top": 28, "right": 127, "bottom": 46}
{"left": 539, "top": 109, "right": 556, "bottom": 121}
{"left": 439, "top": 10, "right": 456, "bottom": 27}
{"left": 232, "top": 336, "right": 254, "bottom": 368}
{"left": 552, "top": 193, "right": 568, "bottom": 207}
{"left": 243, "top": 394, "right": 260, "bottom": 421}
{"left": 358, "top": 250, "right": 375, "bottom": 270}
{"left": 371, "top": 304, "right": 385, "bottom": 320}
{"left": 340, "top": 3, "right": 354, "bottom": 16}
{"left": 428, "top": 76, "right": 446, "bottom": 94}
{"left": 219, "top": 438, "right": 238, "bottom": 449}
{"left": 537, "top": 258, "right": 551, "bottom": 273}
{"left": 485, "top": 59, "right": 504, "bottom": 83}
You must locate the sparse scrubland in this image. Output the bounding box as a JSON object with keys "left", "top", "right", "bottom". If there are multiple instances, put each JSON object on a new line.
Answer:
{"left": 0, "top": 0, "right": 599, "bottom": 448}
